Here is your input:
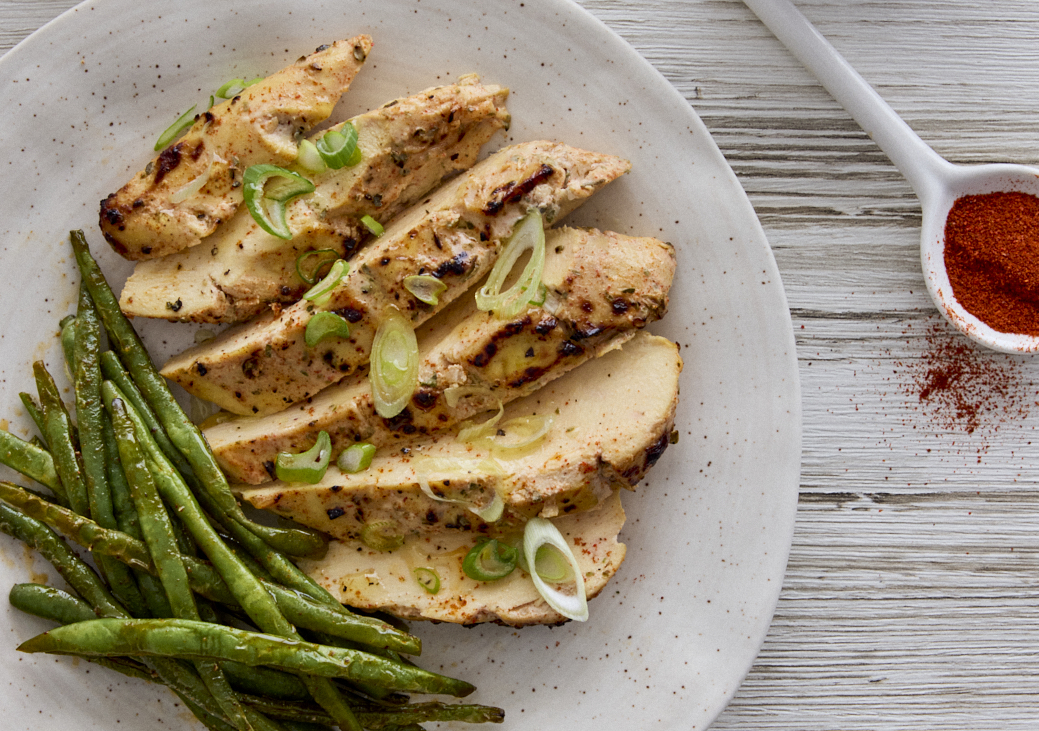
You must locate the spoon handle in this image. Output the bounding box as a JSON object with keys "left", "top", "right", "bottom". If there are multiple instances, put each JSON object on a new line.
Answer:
{"left": 742, "top": 0, "right": 953, "bottom": 201}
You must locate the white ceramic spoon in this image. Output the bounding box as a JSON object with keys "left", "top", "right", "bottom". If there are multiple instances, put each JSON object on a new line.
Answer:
{"left": 744, "top": 0, "right": 1039, "bottom": 353}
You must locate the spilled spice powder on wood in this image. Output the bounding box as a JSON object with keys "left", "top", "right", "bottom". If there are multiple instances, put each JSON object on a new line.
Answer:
{"left": 944, "top": 191, "right": 1039, "bottom": 336}
{"left": 903, "top": 321, "right": 1028, "bottom": 437}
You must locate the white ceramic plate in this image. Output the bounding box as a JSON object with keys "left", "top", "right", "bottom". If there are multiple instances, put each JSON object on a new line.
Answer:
{"left": 0, "top": 1, "right": 801, "bottom": 728}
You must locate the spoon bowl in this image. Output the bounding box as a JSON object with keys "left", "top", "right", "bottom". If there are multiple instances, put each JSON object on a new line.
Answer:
{"left": 744, "top": 0, "right": 1039, "bottom": 354}
{"left": 920, "top": 162, "right": 1039, "bottom": 353}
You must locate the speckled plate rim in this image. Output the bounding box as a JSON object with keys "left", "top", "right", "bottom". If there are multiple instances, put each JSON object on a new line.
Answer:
{"left": 0, "top": 1, "right": 801, "bottom": 729}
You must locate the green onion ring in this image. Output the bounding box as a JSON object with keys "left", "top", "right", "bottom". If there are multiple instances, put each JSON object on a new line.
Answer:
{"left": 462, "top": 539, "right": 517, "bottom": 582}
{"left": 475, "top": 209, "right": 546, "bottom": 319}
{"left": 242, "top": 164, "right": 315, "bottom": 240}
{"left": 295, "top": 139, "right": 327, "bottom": 174}
{"left": 275, "top": 431, "right": 332, "bottom": 484}
{"left": 483, "top": 414, "right": 554, "bottom": 453}
{"left": 414, "top": 457, "right": 505, "bottom": 523}
{"left": 154, "top": 104, "right": 197, "bottom": 151}
{"left": 403, "top": 274, "right": 447, "bottom": 305}
{"left": 360, "top": 214, "right": 384, "bottom": 236}
{"left": 336, "top": 442, "right": 376, "bottom": 473}
{"left": 295, "top": 249, "right": 341, "bottom": 285}
{"left": 315, "top": 123, "right": 362, "bottom": 169}
{"left": 302, "top": 259, "right": 349, "bottom": 306}
{"left": 456, "top": 402, "right": 505, "bottom": 443}
{"left": 304, "top": 312, "right": 351, "bottom": 348}
{"left": 359, "top": 520, "right": 404, "bottom": 552}
{"left": 412, "top": 567, "right": 441, "bottom": 595}
{"left": 214, "top": 76, "right": 261, "bottom": 99}
{"left": 516, "top": 543, "right": 574, "bottom": 583}
{"left": 523, "top": 517, "right": 588, "bottom": 621}
{"left": 369, "top": 307, "right": 419, "bottom": 418}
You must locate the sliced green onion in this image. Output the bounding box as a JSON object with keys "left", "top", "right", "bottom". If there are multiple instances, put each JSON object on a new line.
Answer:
{"left": 456, "top": 402, "right": 505, "bottom": 443}
{"left": 316, "top": 123, "right": 361, "bottom": 169}
{"left": 170, "top": 159, "right": 214, "bottom": 204}
{"left": 403, "top": 274, "right": 447, "bottom": 305}
{"left": 517, "top": 543, "right": 574, "bottom": 583}
{"left": 523, "top": 517, "right": 588, "bottom": 621}
{"left": 214, "top": 76, "right": 261, "bottom": 99}
{"left": 443, "top": 385, "right": 492, "bottom": 408}
{"left": 337, "top": 442, "right": 376, "bottom": 473}
{"left": 462, "top": 539, "right": 517, "bottom": 582}
{"left": 242, "top": 164, "right": 315, "bottom": 240}
{"left": 360, "top": 215, "right": 384, "bottom": 236}
{"left": 413, "top": 567, "right": 441, "bottom": 595}
{"left": 154, "top": 104, "right": 197, "bottom": 151}
{"left": 295, "top": 249, "right": 340, "bottom": 285}
{"left": 415, "top": 456, "right": 505, "bottom": 523}
{"left": 369, "top": 308, "right": 419, "bottom": 419}
{"left": 302, "top": 258, "right": 349, "bottom": 306}
{"left": 475, "top": 209, "right": 546, "bottom": 319}
{"left": 296, "top": 139, "right": 327, "bottom": 175}
{"left": 304, "top": 311, "right": 351, "bottom": 348}
{"left": 484, "top": 414, "right": 554, "bottom": 453}
{"left": 275, "top": 431, "right": 331, "bottom": 484}
{"left": 360, "top": 520, "right": 404, "bottom": 552}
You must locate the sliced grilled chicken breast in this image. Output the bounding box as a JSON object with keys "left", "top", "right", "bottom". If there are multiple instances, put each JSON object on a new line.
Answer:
{"left": 100, "top": 36, "right": 373, "bottom": 260}
{"left": 299, "top": 489, "right": 627, "bottom": 627}
{"left": 209, "top": 227, "right": 675, "bottom": 484}
{"left": 161, "top": 141, "right": 631, "bottom": 415}
{"left": 238, "top": 332, "right": 681, "bottom": 539}
{"left": 119, "top": 76, "right": 511, "bottom": 323}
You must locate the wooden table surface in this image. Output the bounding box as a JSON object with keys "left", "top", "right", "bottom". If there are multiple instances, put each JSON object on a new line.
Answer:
{"left": 4, "top": 1, "right": 1039, "bottom": 728}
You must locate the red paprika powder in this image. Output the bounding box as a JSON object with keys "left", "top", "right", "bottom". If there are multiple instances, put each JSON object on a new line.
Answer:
{"left": 943, "top": 191, "right": 1039, "bottom": 336}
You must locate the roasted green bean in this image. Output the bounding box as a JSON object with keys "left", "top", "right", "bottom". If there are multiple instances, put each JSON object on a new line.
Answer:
{"left": 0, "top": 428, "right": 62, "bottom": 496}
{"left": 19, "top": 618, "right": 474, "bottom": 697}
{"left": 33, "top": 361, "right": 90, "bottom": 517}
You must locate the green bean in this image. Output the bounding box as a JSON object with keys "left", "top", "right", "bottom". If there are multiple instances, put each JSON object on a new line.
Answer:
{"left": 0, "top": 502, "right": 125, "bottom": 618}
{"left": 69, "top": 231, "right": 325, "bottom": 559}
{"left": 34, "top": 361, "right": 91, "bottom": 518}
{"left": 7, "top": 583, "right": 165, "bottom": 684}
{"left": 18, "top": 393, "right": 48, "bottom": 449}
{"left": 72, "top": 287, "right": 150, "bottom": 618}
{"left": 103, "top": 416, "right": 172, "bottom": 620}
{"left": 0, "top": 478, "right": 417, "bottom": 652}
{"left": 0, "top": 428, "right": 62, "bottom": 496}
{"left": 19, "top": 618, "right": 475, "bottom": 697}
{"left": 245, "top": 697, "right": 506, "bottom": 729}
{"left": 220, "top": 660, "right": 311, "bottom": 702}
{"left": 177, "top": 693, "right": 241, "bottom": 731}
{"left": 9, "top": 583, "right": 97, "bottom": 624}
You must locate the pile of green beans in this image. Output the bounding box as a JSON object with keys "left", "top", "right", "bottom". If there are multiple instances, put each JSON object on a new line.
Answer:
{"left": 0, "top": 231, "right": 504, "bottom": 731}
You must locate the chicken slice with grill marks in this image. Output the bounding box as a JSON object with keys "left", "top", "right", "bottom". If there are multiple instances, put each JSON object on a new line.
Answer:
{"left": 99, "top": 35, "right": 373, "bottom": 260}
{"left": 207, "top": 226, "right": 675, "bottom": 484}
{"left": 299, "top": 489, "right": 628, "bottom": 627}
{"left": 237, "top": 332, "right": 682, "bottom": 541}
{"left": 118, "top": 76, "right": 511, "bottom": 323}
{"left": 161, "top": 140, "right": 631, "bottom": 416}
